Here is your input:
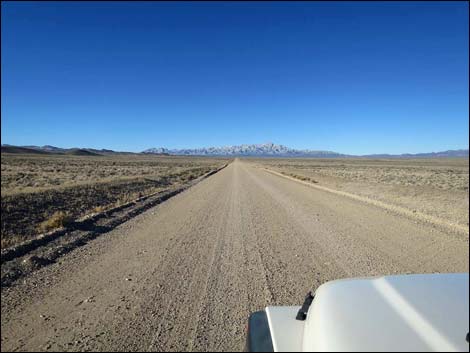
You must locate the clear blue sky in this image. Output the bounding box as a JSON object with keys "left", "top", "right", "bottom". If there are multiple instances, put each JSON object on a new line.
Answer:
{"left": 1, "top": 1, "right": 468, "bottom": 154}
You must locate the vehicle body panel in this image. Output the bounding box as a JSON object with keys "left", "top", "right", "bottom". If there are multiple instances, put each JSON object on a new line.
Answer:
{"left": 254, "top": 273, "right": 469, "bottom": 352}
{"left": 266, "top": 306, "right": 303, "bottom": 352}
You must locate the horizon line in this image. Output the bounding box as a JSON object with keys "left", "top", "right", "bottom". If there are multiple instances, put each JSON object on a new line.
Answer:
{"left": 2, "top": 142, "right": 469, "bottom": 156}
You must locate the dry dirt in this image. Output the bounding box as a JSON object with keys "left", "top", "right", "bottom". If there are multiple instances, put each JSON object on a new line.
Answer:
{"left": 1, "top": 153, "right": 227, "bottom": 248}
{"left": 248, "top": 157, "right": 469, "bottom": 230}
{"left": 1, "top": 159, "right": 468, "bottom": 352}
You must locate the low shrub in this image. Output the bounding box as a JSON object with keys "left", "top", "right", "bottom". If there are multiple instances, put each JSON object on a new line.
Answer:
{"left": 37, "top": 211, "right": 73, "bottom": 233}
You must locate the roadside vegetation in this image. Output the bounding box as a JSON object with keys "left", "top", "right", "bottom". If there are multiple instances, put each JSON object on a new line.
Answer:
{"left": 250, "top": 157, "right": 469, "bottom": 229}
{"left": 1, "top": 153, "right": 228, "bottom": 248}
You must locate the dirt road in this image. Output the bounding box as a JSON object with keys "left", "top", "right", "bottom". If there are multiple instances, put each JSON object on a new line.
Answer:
{"left": 1, "top": 160, "right": 468, "bottom": 352}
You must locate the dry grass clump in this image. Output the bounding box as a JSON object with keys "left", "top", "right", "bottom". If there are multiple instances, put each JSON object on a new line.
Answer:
{"left": 1, "top": 237, "right": 17, "bottom": 249}
{"left": 37, "top": 211, "right": 73, "bottom": 233}
{"left": 286, "top": 172, "right": 318, "bottom": 183}
{"left": 115, "top": 193, "right": 137, "bottom": 207}
{"left": 92, "top": 205, "right": 108, "bottom": 213}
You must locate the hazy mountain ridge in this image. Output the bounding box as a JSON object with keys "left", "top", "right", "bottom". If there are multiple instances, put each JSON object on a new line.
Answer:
{"left": 2, "top": 143, "right": 468, "bottom": 158}
{"left": 142, "top": 143, "right": 469, "bottom": 158}
{"left": 362, "top": 149, "right": 469, "bottom": 158}
{"left": 1, "top": 145, "right": 134, "bottom": 156}
{"left": 143, "top": 143, "right": 345, "bottom": 157}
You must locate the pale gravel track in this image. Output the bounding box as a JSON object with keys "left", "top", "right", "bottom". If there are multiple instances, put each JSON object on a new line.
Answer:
{"left": 1, "top": 160, "right": 468, "bottom": 352}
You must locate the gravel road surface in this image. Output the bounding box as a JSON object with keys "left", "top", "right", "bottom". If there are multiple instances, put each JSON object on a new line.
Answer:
{"left": 1, "top": 160, "right": 468, "bottom": 351}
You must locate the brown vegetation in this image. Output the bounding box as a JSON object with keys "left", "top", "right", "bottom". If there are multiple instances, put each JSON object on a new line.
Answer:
{"left": 249, "top": 157, "right": 469, "bottom": 229}
{"left": 36, "top": 211, "right": 73, "bottom": 234}
{"left": 1, "top": 153, "right": 228, "bottom": 248}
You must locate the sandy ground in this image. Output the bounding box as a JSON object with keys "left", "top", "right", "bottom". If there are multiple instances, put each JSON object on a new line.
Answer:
{"left": 249, "top": 158, "right": 469, "bottom": 229}
{"left": 1, "top": 160, "right": 468, "bottom": 352}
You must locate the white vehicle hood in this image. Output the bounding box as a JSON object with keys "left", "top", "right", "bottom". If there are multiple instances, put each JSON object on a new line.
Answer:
{"left": 301, "top": 273, "right": 469, "bottom": 352}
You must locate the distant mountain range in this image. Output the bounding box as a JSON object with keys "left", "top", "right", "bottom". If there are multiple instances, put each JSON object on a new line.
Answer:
{"left": 142, "top": 143, "right": 344, "bottom": 157}
{"left": 0, "top": 145, "right": 135, "bottom": 156}
{"left": 2, "top": 143, "right": 468, "bottom": 158}
{"left": 361, "top": 150, "right": 470, "bottom": 158}
{"left": 142, "top": 143, "right": 469, "bottom": 158}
